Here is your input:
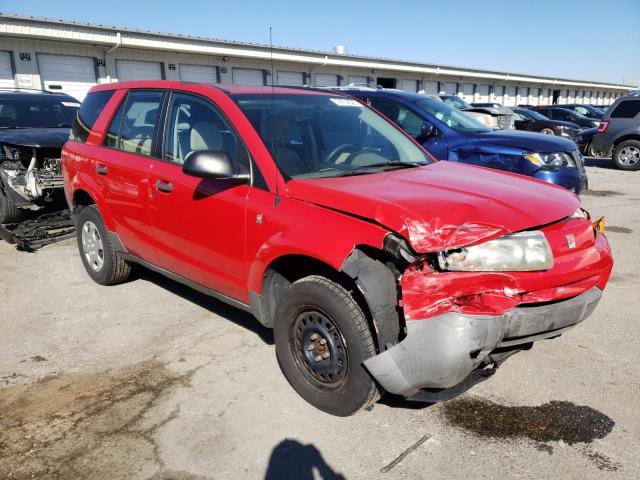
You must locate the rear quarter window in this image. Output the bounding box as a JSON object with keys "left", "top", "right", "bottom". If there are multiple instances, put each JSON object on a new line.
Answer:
{"left": 70, "top": 90, "right": 115, "bottom": 143}
{"left": 610, "top": 100, "right": 640, "bottom": 119}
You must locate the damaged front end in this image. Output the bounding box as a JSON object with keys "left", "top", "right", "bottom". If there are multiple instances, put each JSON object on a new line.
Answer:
{"left": 0, "top": 143, "right": 64, "bottom": 211}
{"left": 362, "top": 213, "right": 613, "bottom": 401}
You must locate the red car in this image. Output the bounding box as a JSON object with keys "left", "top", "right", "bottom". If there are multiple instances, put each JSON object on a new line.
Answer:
{"left": 62, "top": 81, "right": 613, "bottom": 416}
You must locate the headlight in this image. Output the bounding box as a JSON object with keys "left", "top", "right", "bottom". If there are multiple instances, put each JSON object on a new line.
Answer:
{"left": 437, "top": 231, "right": 553, "bottom": 272}
{"left": 524, "top": 151, "right": 577, "bottom": 168}
{"left": 569, "top": 208, "right": 589, "bottom": 220}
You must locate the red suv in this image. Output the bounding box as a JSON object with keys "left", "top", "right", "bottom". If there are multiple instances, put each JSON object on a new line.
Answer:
{"left": 62, "top": 81, "right": 613, "bottom": 416}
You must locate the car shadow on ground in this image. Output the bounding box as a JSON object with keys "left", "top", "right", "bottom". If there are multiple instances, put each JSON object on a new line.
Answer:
{"left": 264, "top": 439, "right": 346, "bottom": 480}
{"left": 584, "top": 156, "right": 615, "bottom": 170}
{"left": 132, "top": 266, "right": 274, "bottom": 345}
{"left": 377, "top": 393, "right": 436, "bottom": 411}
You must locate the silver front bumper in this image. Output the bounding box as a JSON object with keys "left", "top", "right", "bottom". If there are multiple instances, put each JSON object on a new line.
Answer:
{"left": 363, "top": 287, "right": 602, "bottom": 396}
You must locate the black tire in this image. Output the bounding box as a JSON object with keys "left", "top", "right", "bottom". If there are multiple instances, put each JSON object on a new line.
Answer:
{"left": 612, "top": 140, "right": 640, "bottom": 171}
{"left": 540, "top": 127, "right": 555, "bottom": 135}
{"left": 74, "top": 205, "right": 131, "bottom": 285}
{"left": 274, "top": 275, "right": 380, "bottom": 416}
{"left": 0, "top": 185, "right": 23, "bottom": 224}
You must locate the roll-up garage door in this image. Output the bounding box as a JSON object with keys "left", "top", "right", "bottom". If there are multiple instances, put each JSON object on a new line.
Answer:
{"left": 117, "top": 60, "right": 163, "bottom": 82}
{"left": 180, "top": 64, "right": 218, "bottom": 84}
{"left": 277, "top": 71, "right": 304, "bottom": 86}
{"left": 493, "top": 85, "right": 505, "bottom": 101}
{"left": 568, "top": 90, "right": 576, "bottom": 103}
{"left": 232, "top": 68, "right": 264, "bottom": 86}
{"left": 520, "top": 87, "right": 529, "bottom": 103}
{"left": 505, "top": 86, "right": 517, "bottom": 106}
{"left": 423, "top": 81, "right": 438, "bottom": 95}
{"left": 400, "top": 79, "right": 418, "bottom": 93}
{"left": 348, "top": 75, "right": 368, "bottom": 86}
{"left": 462, "top": 83, "right": 474, "bottom": 102}
{"left": 315, "top": 73, "right": 339, "bottom": 87}
{"left": 0, "top": 51, "right": 14, "bottom": 88}
{"left": 444, "top": 82, "right": 457, "bottom": 94}
{"left": 478, "top": 85, "right": 490, "bottom": 102}
{"left": 38, "top": 54, "right": 96, "bottom": 101}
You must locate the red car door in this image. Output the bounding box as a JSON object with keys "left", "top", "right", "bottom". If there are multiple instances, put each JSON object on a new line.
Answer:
{"left": 95, "top": 89, "right": 164, "bottom": 262}
{"left": 148, "top": 92, "right": 250, "bottom": 301}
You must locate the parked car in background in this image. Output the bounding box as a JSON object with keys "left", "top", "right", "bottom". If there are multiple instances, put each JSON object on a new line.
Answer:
{"left": 533, "top": 107, "right": 598, "bottom": 129}
{"left": 438, "top": 95, "right": 514, "bottom": 129}
{"left": 513, "top": 108, "right": 581, "bottom": 138}
{"left": 62, "top": 81, "right": 612, "bottom": 416}
{"left": 341, "top": 88, "right": 588, "bottom": 193}
{"left": 472, "top": 102, "right": 505, "bottom": 109}
{"left": 590, "top": 95, "right": 640, "bottom": 170}
{"left": 0, "top": 89, "right": 80, "bottom": 223}
{"left": 576, "top": 127, "right": 600, "bottom": 157}
{"left": 555, "top": 104, "right": 604, "bottom": 121}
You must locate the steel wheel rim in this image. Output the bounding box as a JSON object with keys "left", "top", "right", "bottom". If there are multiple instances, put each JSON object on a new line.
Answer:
{"left": 541, "top": 128, "right": 554, "bottom": 135}
{"left": 291, "top": 308, "right": 348, "bottom": 389}
{"left": 619, "top": 146, "right": 640, "bottom": 166}
{"left": 81, "top": 220, "right": 104, "bottom": 272}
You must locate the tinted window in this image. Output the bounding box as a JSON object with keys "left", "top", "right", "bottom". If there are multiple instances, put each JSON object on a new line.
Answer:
{"left": 413, "top": 97, "right": 491, "bottom": 133}
{"left": 70, "top": 90, "right": 114, "bottom": 143}
{"left": 103, "top": 99, "right": 126, "bottom": 149}
{"left": 118, "top": 91, "right": 163, "bottom": 156}
{"left": 164, "top": 92, "right": 246, "bottom": 167}
{"left": 369, "top": 98, "right": 424, "bottom": 138}
{"left": 610, "top": 100, "right": 640, "bottom": 119}
{"left": 0, "top": 95, "right": 80, "bottom": 129}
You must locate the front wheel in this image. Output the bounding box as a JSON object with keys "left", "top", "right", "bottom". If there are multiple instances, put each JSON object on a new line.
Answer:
{"left": 613, "top": 140, "right": 640, "bottom": 171}
{"left": 540, "top": 127, "right": 555, "bottom": 135}
{"left": 273, "top": 275, "right": 380, "bottom": 416}
{"left": 0, "top": 185, "right": 23, "bottom": 224}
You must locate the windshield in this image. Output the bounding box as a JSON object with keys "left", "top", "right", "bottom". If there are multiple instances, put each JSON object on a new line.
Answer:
{"left": 441, "top": 95, "right": 471, "bottom": 110}
{"left": 232, "top": 94, "right": 432, "bottom": 179}
{"left": 413, "top": 97, "right": 491, "bottom": 133}
{"left": 0, "top": 96, "right": 80, "bottom": 128}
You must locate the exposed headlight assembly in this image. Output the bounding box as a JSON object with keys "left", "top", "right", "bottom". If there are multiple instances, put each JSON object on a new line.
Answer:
{"left": 524, "top": 151, "right": 577, "bottom": 168}
{"left": 437, "top": 231, "right": 553, "bottom": 272}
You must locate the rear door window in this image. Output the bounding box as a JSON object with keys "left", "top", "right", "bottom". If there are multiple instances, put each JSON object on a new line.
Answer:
{"left": 70, "top": 90, "right": 114, "bottom": 143}
{"left": 610, "top": 100, "right": 640, "bottom": 119}
{"left": 369, "top": 98, "right": 423, "bottom": 138}
{"left": 115, "top": 90, "right": 164, "bottom": 156}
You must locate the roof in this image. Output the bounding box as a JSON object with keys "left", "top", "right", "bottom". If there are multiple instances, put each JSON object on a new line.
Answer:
{"left": 0, "top": 12, "right": 629, "bottom": 90}
{"left": 88, "top": 80, "right": 336, "bottom": 96}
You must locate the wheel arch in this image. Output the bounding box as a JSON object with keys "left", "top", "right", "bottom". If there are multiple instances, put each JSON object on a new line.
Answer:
{"left": 251, "top": 247, "right": 402, "bottom": 354}
{"left": 613, "top": 134, "right": 640, "bottom": 148}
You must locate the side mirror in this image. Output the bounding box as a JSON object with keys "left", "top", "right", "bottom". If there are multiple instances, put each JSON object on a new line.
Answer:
{"left": 417, "top": 121, "right": 435, "bottom": 140}
{"left": 182, "top": 150, "right": 250, "bottom": 183}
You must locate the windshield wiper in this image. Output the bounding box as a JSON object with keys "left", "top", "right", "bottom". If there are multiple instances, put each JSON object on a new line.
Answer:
{"left": 0, "top": 126, "right": 30, "bottom": 129}
{"left": 334, "top": 161, "right": 426, "bottom": 177}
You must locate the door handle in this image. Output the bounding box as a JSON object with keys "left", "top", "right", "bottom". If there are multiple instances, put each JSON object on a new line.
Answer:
{"left": 155, "top": 179, "right": 173, "bottom": 193}
{"left": 96, "top": 164, "right": 108, "bottom": 175}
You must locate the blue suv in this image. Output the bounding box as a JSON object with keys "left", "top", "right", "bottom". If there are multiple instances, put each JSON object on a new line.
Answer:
{"left": 341, "top": 88, "right": 588, "bottom": 193}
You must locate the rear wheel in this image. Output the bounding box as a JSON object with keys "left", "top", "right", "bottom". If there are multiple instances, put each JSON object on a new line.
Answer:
{"left": 540, "top": 127, "right": 555, "bottom": 135}
{"left": 613, "top": 140, "right": 640, "bottom": 171}
{"left": 0, "top": 186, "right": 23, "bottom": 224}
{"left": 75, "top": 205, "right": 131, "bottom": 285}
{"left": 273, "top": 275, "right": 380, "bottom": 416}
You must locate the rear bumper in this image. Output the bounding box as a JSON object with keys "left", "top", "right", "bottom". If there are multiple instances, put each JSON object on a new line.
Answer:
{"left": 363, "top": 287, "right": 601, "bottom": 396}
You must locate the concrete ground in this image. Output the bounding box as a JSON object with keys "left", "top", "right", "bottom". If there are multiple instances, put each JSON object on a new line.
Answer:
{"left": 1, "top": 158, "right": 638, "bottom": 480}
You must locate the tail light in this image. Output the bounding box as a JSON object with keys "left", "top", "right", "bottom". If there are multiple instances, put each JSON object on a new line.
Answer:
{"left": 597, "top": 121, "right": 609, "bottom": 133}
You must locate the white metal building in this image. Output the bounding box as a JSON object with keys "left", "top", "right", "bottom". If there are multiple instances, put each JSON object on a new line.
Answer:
{"left": 0, "top": 13, "right": 629, "bottom": 103}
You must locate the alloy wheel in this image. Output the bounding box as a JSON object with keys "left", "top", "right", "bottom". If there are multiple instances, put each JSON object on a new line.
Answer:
{"left": 81, "top": 220, "right": 105, "bottom": 272}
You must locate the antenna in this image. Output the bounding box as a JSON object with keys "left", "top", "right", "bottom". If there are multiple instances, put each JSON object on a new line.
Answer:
{"left": 270, "top": 26, "right": 280, "bottom": 206}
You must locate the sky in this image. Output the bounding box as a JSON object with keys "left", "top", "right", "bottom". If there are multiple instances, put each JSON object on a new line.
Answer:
{"left": 1, "top": 0, "right": 638, "bottom": 85}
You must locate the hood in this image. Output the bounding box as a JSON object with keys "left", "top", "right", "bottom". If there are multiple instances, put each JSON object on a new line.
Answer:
{"left": 478, "top": 129, "right": 577, "bottom": 152}
{"left": 286, "top": 161, "right": 579, "bottom": 253}
{"left": 464, "top": 106, "right": 513, "bottom": 116}
{"left": 0, "top": 128, "right": 70, "bottom": 148}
